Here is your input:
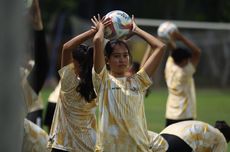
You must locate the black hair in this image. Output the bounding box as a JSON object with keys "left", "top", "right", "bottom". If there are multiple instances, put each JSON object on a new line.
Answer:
{"left": 171, "top": 47, "right": 192, "bottom": 64}
{"left": 104, "top": 39, "right": 132, "bottom": 70}
{"left": 72, "top": 44, "right": 96, "bottom": 102}
{"left": 214, "top": 120, "right": 230, "bottom": 143}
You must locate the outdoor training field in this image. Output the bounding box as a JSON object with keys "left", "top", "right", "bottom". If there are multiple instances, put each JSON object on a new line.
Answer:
{"left": 42, "top": 88, "right": 230, "bottom": 151}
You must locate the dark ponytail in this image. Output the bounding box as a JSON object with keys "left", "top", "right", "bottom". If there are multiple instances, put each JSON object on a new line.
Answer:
{"left": 72, "top": 45, "right": 96, "bottom": 102}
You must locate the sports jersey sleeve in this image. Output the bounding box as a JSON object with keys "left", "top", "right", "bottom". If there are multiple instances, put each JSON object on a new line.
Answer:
{"left": 148, "top": 131, "right": 169, "bottom": 152}
{"left": 48, "top": 82, "right": 61, "bottom": 103}
{"left": 92, "top": 66, "right": 107, "bottom": 94}
{"left": 135, "top": 68, "right": 152, "bottom": 92}
{"left": 58, "top": 63, "right": 76, "bottom": 92}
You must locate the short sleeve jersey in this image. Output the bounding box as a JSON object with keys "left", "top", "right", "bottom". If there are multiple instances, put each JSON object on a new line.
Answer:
{"left": 160, "top": 120, "right": 227, "bottom": 152}
{"left": 48, "top": 81, "right": 61, "bottom": 103}
{"left": 48, "top": 64, "right": 97, "bottom": 152}
{"left": 93, "top": 66, "right": 167, "bottom": 152}
{"left": 20, "top": 67, "right": 43, "bottom": 113}
{"left": 23, "top": 118, "right": 49, "bottom": 152}
{"left": 165, "top": 57, "right": 196, "bottom": 119}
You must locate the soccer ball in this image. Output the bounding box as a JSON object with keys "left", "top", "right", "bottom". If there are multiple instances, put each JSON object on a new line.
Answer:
{"left": 157, "top": 21, "right": 178, "bottom": 42}
{"left": 104, "top": 10, "right": 133, "bottom": 40}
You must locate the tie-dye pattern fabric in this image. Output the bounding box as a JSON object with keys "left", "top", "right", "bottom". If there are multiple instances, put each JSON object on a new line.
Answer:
{"left": 93, "top": 66, "right": 168, "bottom": 152}
{"left": 160, "top": 120, "right": 227, "bottom": 152}
{"left": 165, "top": 57, "right": 196, "bottom": 119}
{"left": 48, "top": 64, "right": 97, "bottom": 152}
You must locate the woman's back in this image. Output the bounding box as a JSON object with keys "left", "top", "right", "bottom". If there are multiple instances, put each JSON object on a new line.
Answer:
{"left": 48, "top": 63, "right": 97, "bottom": 152}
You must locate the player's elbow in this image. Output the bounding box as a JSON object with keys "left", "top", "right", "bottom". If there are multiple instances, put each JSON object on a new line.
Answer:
{"left": 159, "top": 43, "right": 166, "bottom": 51}
{"left": 62, "top": 43, "right": 71, "bottom": 51}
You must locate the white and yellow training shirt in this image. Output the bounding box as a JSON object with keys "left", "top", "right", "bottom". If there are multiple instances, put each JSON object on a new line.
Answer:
{"left": 48, "top": 64, "right": 97, "bottom": 152}
{"left": 23, "top": 119, "right": 49, "bottom": 152}
{"left": 165, "top": 57, "right": 196, "bottom": 120}
{"left": 93, "top": 66, "right": 168, "bottom": 152}
{"left": 160, "top": 120, "right": 227, "bottom": 152}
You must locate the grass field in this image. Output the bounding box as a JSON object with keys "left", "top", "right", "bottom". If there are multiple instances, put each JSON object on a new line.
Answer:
{"left": 41, "top": 88, "right": 230, "bottom": 151}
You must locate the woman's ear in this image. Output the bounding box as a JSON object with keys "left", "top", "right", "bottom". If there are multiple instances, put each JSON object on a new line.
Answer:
{"left": 104, "top": 56, "right": 110, "bottom": 70}
{"left": 105, "top": 56, "right": 109, "bottom": 65}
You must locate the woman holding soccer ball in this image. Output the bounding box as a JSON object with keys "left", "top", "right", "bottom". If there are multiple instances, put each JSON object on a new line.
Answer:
{"left": 47, "top": 17, "right": 111, "bottom": 152}
{"left": 92, "top": 14, "right": 168, "bottom": 152}
{"left": 161, "top": 23, "right": 201, "bottom": 127}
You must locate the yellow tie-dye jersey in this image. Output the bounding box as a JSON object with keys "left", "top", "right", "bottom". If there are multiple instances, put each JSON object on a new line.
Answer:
{"left": 48, "top": 64, "right": 97, "bottom": 152}
{"left": 23, "top": 119, "right": 49, "bottom": 152}
{"left": 160, "top": 120, "right": 227, "bottom": 152}
{"left": 20, "top": 67, "right": 44, "bottom": 114}
{"left": 93, "top": 66, "right": 168, "bottom": 152}
{"left": 165, "top": 57, "right": 196, "bottom": 119}
{"left": 48, "top": 81, "right": 61, "bottom": 103}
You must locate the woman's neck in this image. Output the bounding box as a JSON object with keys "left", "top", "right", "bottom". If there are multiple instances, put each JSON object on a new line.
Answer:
{"left": 109, "top": 71, "right": 126, "bottom": 78}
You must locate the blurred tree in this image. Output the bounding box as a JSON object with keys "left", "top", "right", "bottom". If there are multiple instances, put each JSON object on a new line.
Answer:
{"left": 41, "top": 0, "right": 230, "bottom": 23}
{"left": 185, "top": 0, "right": 230, "bottom": 22}
{"left": 41, "top": 0, "right": 78, "bottom": 25}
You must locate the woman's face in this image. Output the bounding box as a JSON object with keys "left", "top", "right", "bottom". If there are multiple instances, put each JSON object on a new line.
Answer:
{"left": 107, "top": 44, "right": 130, "bottom": 77}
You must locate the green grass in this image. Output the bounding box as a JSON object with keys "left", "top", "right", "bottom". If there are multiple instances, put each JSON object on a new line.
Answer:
{"left": 144, "top": 88, "right": 230, "bottom": 130}
{"left": 144, "top": 88, "right": 230, "bottom": 151}
{"left": 41, "top": 88, "right": 230, "bottom": 151}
